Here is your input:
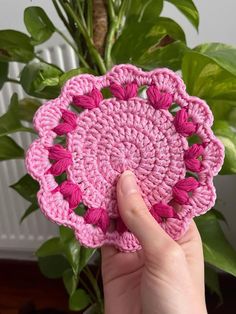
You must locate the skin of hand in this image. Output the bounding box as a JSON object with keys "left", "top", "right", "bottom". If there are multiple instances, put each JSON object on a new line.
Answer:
{"left": 101, "top": 171, "right": 208, "bottom": 314}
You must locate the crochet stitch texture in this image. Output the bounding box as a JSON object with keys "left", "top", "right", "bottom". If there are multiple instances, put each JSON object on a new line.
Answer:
{"left": 26, "top": 64, "right": 224, "bottom": 252}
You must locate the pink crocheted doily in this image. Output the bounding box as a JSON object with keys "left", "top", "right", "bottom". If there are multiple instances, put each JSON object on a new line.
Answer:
{"left": 26, "top": 64, "right": 224, "bottom": 252}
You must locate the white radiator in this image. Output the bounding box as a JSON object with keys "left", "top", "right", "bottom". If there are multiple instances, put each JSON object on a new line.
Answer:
{"left": 0, "top": 43, "right": 78, "bottom": 259}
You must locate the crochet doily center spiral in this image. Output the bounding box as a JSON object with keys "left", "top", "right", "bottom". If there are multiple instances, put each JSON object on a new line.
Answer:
{"left": 68, "top": 99, "right": 187, "bottom": 216}
{"left": 110, "top": 141, "right": 141, "bottom": 172}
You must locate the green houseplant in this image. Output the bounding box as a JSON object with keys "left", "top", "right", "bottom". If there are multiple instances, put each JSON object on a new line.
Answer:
{"left": 1, "top": 0, "right": 236, "bottom": 312}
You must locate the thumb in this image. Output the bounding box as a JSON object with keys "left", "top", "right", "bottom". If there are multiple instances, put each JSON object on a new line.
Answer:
{"left": 117, "top": 170, "right": 175, "bottom": 254}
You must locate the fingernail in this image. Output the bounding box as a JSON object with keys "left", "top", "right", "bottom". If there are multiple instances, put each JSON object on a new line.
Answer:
{"left": 120, "top": 171, "right": 139, "bottom": 196}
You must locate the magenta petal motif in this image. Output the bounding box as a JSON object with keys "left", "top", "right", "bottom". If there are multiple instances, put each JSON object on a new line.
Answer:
{"left": 26, "top": 64, "right": 224, "bottom": 252}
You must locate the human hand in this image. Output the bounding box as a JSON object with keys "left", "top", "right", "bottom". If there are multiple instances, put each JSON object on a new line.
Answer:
{"left": 101, "top": 171, "right": 207, "bottom": 314}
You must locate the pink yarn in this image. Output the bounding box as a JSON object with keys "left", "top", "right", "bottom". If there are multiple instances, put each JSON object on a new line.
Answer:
{"left": 26, "top": 64, "right": 224, "bottom": 252}
{"left": 173, "top": 177, "right": 199, "bottom": 205}
{"left": 73, "top": 87, "right": 103, "bottom": 109}
{"left": 47, "top": 145, "right": 72, "bottom": 176}
{"left": 150, "top": 203, "right": 177, "bottom": 223}
{"left": 174, "top": 108, "right": 197, "bottom": 136}
{"left": 184, "top": 144, "right": 204, "bottom": 172}
{"left": 53, "top": 180, "right": 82, "bottom": 209}
{"left": 53, "top": 109, "right": 77, "bottom": 135}
{"left": 147, "top": 85, "right": 173, "bottom": 109}
{"left": 84, "top": 207, "right": 109, "bottom": 233}
{"left": 110, "top": 82, "right": 138, "bottom": 100}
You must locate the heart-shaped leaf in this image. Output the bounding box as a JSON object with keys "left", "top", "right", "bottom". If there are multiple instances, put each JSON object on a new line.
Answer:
{"left": 194, "top": 42, "right": 236, "bottom": 76}
{"left": 112, "top": 17, "right": 186, "bottom": 70}
{"left": 18, "top": 98, "right": 41, "bottom": 122}
{"left": 213, "top": 120, "right": 236, "bottom": 174}
{"left": 165, "top": 0, "right": 199, "bottom": 30}
{"left": 20, "top": 61, "right": 63, "bottom": 99}
{"left": 0, "top": 135, "right": 24, "bottom": 160}
{"left": 10, "top": 173, "right": 39, "bottom": 202}
{"left": 69, "top": 289, "right": 91, "bottom": 311}
{"left": 38, "top": 255, "right": 70, "bottom": 279}
{"left": 24, "top": 6, "right": 55, "bottom": 44}
{"left": 195, "top": 211, "right": 236, "bottom": 276}
{"left": 182, "top": 49, "right": 236, "bottom": 108}
{"left": 126, "top": 0, "right": 163, "bottom": 22}
{"left": 0, "top": 61, "right": 8, "bottom": 89}
{"left": 0, "top": 30, "right": 34, "bottom": 62}
{"left": 0, "top": 93, "right": 33, "bottom": 136}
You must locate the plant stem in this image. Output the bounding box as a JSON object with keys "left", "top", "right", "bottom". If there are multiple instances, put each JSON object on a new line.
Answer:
{"left": 104, "top": 0, "right": 118, "bottom": 69}
{"left": 79, "top": 276, "right": 97, "bottom": 302}
{"left": 84, "top": 266, "right": 103, "bottom": 312}
{"left": 55, "top": 28, "right": 90, "bottom": 68}
{"left": 104, "top": 0, "right": 129, "bottom": 69}
{"left": 104, "top": 20, "right": 117, "bottom": 69}
{"left": 63, "top": 2, "right": 107, "bottom": 74}
{"left": 76, "top": 0, "right": 87, "bottom": 28}
{"left": 35, "top": 55, "right": 45, "bottom": 63}
{"left": 107, "top": 0, "right": 116, "bottom": 21}
{"left": 87, "top": 0, "right": 93, "bottom": 39}
{"left": 7, "top": 78, "right": 20, "bottom": 84}
{"left": 35, "top": 56, "right": 64, "bottom": 72}
{"left": 52, "top": 0, "right": 73, "bottom": 34}
{"left": 55, "top": 28, "right": 77, "bottom": 52}
{"left": 117, "top": 0, "right": 129, "bottom": 29}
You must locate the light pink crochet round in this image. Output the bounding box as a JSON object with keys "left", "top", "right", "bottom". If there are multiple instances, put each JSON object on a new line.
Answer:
{"left": 26, "top": 64, "right": 224, "bottom": 252}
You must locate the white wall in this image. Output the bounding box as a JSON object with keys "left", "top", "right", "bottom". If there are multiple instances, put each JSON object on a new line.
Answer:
{"left": 0, "top": 0, "right": 236, "bottom": 253}
{"left": 1, "top": 0, "right": 236, "bottom": 46}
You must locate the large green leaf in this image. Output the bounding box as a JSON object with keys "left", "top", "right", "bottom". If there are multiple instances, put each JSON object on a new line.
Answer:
{"left": 69, "top": 289, "right": 91, "bottom": 311}
{"left": 59, "top": 226, "right": 95, "bottom": 273}
{"left": 0, "top": 61, "right": 8, "bottom": 89}
{"left": 63, "top": 238, "right": 81, "bottom": 275}
{"left": 0, "top": 93, "right": 33, "bottom": 136}
{"left": 0, "top": 30, "right": 34, "bottom": 62}
{"left": 59, "top": 68, "right": 96, "bottom": 86}
{"left": 18, "top": 98, "right": 41, "bottom": 122}
{"left": 0, "top": 135, "right": 24, "bottom": 160}
{"left": 63, "top": 268, "right": 77, "bottom": 295}
{"left": 112, "top": 17, "right": 186, "bottom": 70}
{"left": 60, "top": 226, "right": 74, "bottom": 243}
{"left": 20, "top": 202, "right": 39, "bottom": 223}
{"left": 79, "top": 247, "right": 97, "bottom": 272}
{"left": 24, "top": 6, "right": 55, "bottom": 45}
{"left": 20, "top": 61, "right": 63, "bottom": 99}
{"left": 212, "top": 120, "right": 236, "bottom": 174}
{"left": 126, "top": 0, "right": 163, "bottom": 22}
{"left": 38, "top": 255, "right": 70, "bottom": 279}
{"left": 165, "top": 0, "right": 199, "bottom": 30}
{"left": 195, "top": 211, "right": 236, "bottom": 276}
{"left": 182, "top": 50, "right": 236, "bottom": 107}
{"left": 36, "top": 237, "right": 62, "bottom": 257}
{"left": 194, "top": 43, "right": 236, "bottom": 76}
{"left": 138, "top": 40, "right": 188, "bottom": 71}
{"left": 10, "top": 173, "right": 39, "bottom": 223}
{"left": 10, "top": 173, "right": 39, "bottom": 202}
